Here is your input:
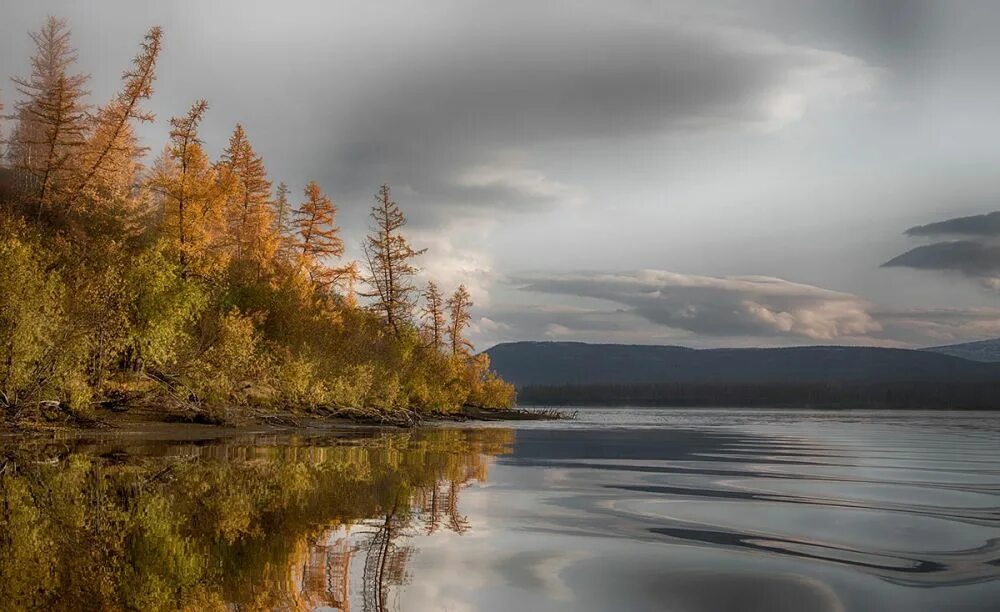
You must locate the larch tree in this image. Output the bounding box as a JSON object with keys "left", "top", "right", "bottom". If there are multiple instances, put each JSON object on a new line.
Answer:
{"left": 420, "top": 281, "right": 446, "bottom": 351}
{"left": 9, "top": 16, "right": 89, "bottom": 217}
{"left": 271, "top": 181, "right": 294, "bottom": 261}
{"left": 156, "top": 100, "right": 223, "bottom": 274}
{"left": 0, "top": 16, "right": 518, "bottom": 422}
{"left": 293, "top": 180, "right": 344, "bottom": 287}
{"left": 219, "top": 123, "right": 274, "bottom": 271}
{"left": 79, "top": 107, "right": 142, "bottom": 215}
{"left": 0, "top": 92, "right": 5, "bottom": 160}
{"left": 0, "top": 92, "right": 11, "bottom": 177}
{"left": 69, "top": 26, "right": 161, "bottom": 209}
{"left": 341, "top": 261, "right": 361, "bottom": 305}
{"left": 446, "top": 284, "right": 474, "bottom": 356}
{"left": 361, "top": 184, "right": 425, "bottom": 336}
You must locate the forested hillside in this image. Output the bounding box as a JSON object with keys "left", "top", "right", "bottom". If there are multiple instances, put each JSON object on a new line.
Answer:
{"left": 486, "top": 341, "right": 1000, "bottom": 387}
{"left": 486, "top": 341, "right": 1000, "bottom": 409}
{"left": 925, "top": 338, "right": 1000, "bottom": 362}
{"left": 0, "top": 18, "right": 513, "bottom": 425}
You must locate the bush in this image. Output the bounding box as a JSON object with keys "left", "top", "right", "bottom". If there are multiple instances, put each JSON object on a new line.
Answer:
{"left": 0, "top": 224, "right": 82, "bottom": 418}
{"left": 187, "top": 309, "right": 269, "bottom": 411}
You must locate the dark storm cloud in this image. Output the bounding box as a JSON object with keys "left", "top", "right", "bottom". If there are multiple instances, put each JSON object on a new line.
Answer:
{"left": 883, "top": 241, "right": 1000, "bottom": 275}
{"left": 0, "top": 0, "right": 876, "bottom": 229}
{"left": 746, "top": 0, "right": 940, "bottom": 73}
{"left": 885, "top": 210, "right": 1000, "bottom": 288}
{"left": 905, "top": 211, "right": 1000, "bottom": 237}
{"left": 321, "top": 6, "right": 876, "bottom": 222}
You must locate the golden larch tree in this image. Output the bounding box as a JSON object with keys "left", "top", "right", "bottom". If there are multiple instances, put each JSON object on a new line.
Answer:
{"left": 420, "top": 281, "right": 447, "bottom": 351}
{"left": 69, "top": 26, "right": 161, "bottom": 209}
{"left": 9, "top": 16, "right": 89, "bottom": 217}
{"left": 293, "top": 180, "right": 345, "bottom": 287}
{"left": 218, "top": 123, "right": 275, "bottom": 274}
{"left": 447, "top": 284, "right": 474, "bottom": 356}
{"left": 155, "top": 100, "right": 227, "bottom": 275}
{"left": 361, "top": 184, "right": 425, "bottom": 336}
{"left": 271, "top": 181, "right": 295, "bottom": 262}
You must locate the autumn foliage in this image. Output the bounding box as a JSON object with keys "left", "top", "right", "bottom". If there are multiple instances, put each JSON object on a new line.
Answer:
{"left": 0, "top": 17, "right": 514, "bottom": 424}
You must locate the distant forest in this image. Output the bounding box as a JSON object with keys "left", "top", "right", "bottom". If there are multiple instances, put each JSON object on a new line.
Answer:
{"left": 0, "top": 17, "right": 513, "bottom": 424}
{"left": 520, "top": 381, "right": 1000, "bottom": 410}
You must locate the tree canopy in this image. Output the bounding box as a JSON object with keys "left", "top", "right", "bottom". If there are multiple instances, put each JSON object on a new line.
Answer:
{"left": 0, "top": 17, "right": 514, "bottom": 424}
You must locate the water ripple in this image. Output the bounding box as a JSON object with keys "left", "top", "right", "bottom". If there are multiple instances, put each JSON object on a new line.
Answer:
{"left": 507, "top": 408, "right": 1000, "bottom": 602}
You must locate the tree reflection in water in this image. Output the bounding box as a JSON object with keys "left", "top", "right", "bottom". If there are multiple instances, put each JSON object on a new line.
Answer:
{"left": 0, "top": 427, "right": 513, "bottom": 611}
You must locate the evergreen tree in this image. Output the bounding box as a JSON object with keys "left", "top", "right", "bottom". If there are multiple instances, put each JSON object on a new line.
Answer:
{"left": 361, "top": 184, "right": 425, "bottom": 336}
{"left": 447, "top": 284, "right": 473, "bottom": 356}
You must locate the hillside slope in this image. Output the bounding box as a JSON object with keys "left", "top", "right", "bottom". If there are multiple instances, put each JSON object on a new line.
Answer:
{"left": 925, "top": 338, "right": 1000, "bottom": 363}
{"left": 486, "top": 341, "right": 1000, "bottom": 388}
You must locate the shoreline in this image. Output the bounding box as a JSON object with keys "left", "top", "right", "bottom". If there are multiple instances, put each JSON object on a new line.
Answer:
{"left": 0, "top": 404, "right": 562, "bottom": 441}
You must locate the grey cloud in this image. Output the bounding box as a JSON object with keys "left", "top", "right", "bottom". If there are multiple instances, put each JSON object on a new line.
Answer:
{"left": 883, "top": 241, "right": 1000, "bottom": 275}
{"left": 324, "top": 9, "right": 876, "bottom": 221}
{"left": 905, "top": 211, "right": 1000, "bottom": 237}
{"left": 875, "top": 307, "right": 1000, "bottom": 344}
{"left": 346, "top": 25, "right": 844, "bottom": 146}
{"left": 484, "top": 305, "right": 659, "bottom": 340}
{"left": 514, "top": 270, "right": 881, "bottom": 341}
{"left": 7, "top": 0, "right": 996, "bottom": 352}
{"left": 484, "top": 271, "right": 1000, "bottom": 347}
{"left": 885, "top": 210, "right": 1000, "bottom": 287}
{"left": 473, "top": 303, "right": 700, "bottom": 348}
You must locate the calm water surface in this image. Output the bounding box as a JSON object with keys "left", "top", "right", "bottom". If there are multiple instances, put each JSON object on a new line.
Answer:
{"left": 0, "top": 408, "right": 997, "bottom": 611}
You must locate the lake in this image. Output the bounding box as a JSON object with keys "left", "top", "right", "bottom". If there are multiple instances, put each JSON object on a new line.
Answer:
{"left": 0, "top": 408, "right": 997, "bottom": 611}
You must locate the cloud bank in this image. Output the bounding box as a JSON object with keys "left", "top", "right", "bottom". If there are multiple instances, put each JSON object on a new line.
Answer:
{"left": 885, "top": 211, "right": 1000, "bottom": 288}
{"left": 905, "top": 211, "right": 1000, "bottom": 237}
{"left": 515, "top": 270, "right": 882, "bottom": 341}
{"left": 324, "top": 5, "right": 878, "bottom": 220}
{"left": 473, "top": 269, "right": 1000, "bottom": 348}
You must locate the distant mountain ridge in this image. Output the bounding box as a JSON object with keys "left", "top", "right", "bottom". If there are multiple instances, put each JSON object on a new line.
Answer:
{"left": 485, "top": 341, "right": 1000, "bottom": 388}
{"left": 924, "top": 338, "right": 1000, "bottom": 363}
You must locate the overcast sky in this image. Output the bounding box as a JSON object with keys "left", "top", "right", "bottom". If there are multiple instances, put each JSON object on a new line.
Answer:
{"left": 3, "top": 0, "right": 1000, "bottom": 348}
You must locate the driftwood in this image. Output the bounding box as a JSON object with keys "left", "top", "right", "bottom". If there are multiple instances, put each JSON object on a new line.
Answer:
{"left": 456, "top": 404, "right": 572, "bottom": 421}
{"left": 319, "top": 405, "right": 422, "bottom": 427}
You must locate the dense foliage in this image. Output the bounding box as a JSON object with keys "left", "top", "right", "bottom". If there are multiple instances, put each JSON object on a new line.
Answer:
{"left": 0, "top": 17, "right": 514, "bottom": 424}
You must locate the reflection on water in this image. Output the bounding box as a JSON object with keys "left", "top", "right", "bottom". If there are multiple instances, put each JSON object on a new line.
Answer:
{"left": 1, "top": 409, "right": 998, "bottom": 611}
{"left": 0, "top": 428, "right": 512, "bottom": 611}
{"left": 476, "top": 409, "right": 1000, "bottom": 612}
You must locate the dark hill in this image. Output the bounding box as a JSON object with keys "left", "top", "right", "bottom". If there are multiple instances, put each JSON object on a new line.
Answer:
{"left": 485, "top": 341, "right": 1000, "bottom": 388}
{"left": 925, "top": 338, "right": 1000, "bottom": 363}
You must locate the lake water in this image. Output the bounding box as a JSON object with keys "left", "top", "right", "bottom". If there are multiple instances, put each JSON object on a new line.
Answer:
{"left": 0, "top": 408, "right": 997, "bottom": 611}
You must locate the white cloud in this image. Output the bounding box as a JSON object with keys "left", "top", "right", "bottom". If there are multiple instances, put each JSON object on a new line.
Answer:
{"left": 411, "top": 219, "right": 498, "bottom": 308}
{"left": 454, "top": 157, "right": 586, "bottom": 211}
